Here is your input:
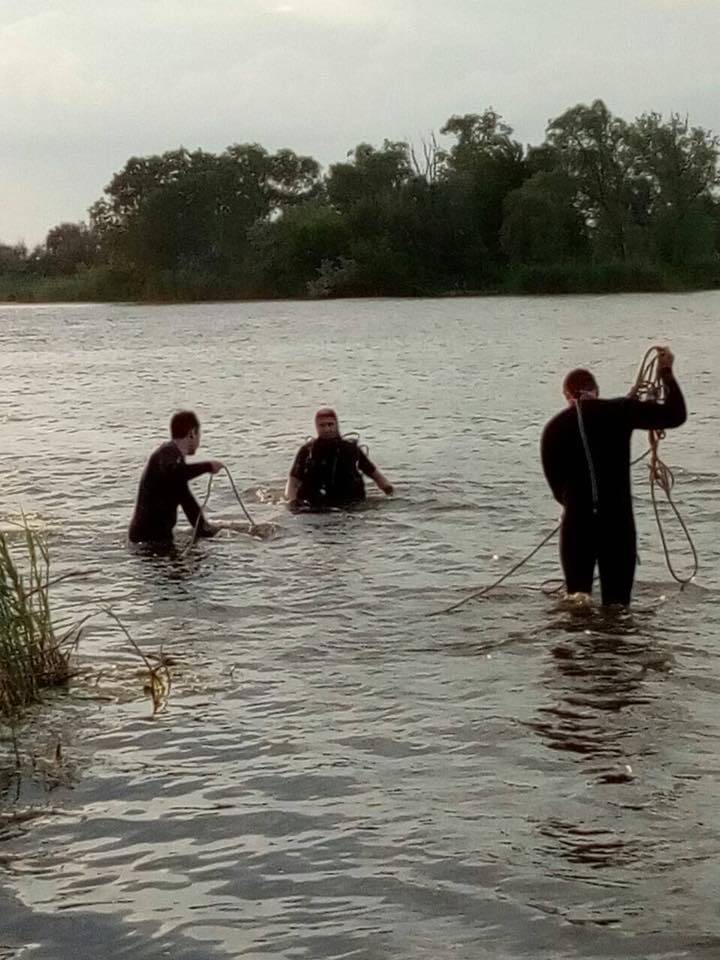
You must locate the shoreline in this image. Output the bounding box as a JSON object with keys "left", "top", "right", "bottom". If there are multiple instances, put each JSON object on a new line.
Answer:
{"left": 2, "top": 270, "right": 719, "bottom": 307}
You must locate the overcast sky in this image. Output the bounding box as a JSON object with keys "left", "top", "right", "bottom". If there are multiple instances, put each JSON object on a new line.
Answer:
{"left": 1, "top": 0, "right": 719, "bottom": 244}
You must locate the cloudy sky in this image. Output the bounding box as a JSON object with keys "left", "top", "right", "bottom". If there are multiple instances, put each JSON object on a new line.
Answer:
{"left": 1, "top": 0, "right": 718, "bottom": 244}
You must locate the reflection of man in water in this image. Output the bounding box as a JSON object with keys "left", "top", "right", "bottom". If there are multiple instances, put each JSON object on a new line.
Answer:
{"left": 285, "top": 408, "right": 394, "bottom": 511}
{"left": 541, "top": 346, "right": 686, "bottom": 606}
{"left": 128, "top": 411, "right": 223, "bottom": 544}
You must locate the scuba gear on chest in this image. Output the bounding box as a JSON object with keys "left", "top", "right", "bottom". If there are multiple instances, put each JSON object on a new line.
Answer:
{"left": 299, "top": 437, "right": 366, "bottom": 506}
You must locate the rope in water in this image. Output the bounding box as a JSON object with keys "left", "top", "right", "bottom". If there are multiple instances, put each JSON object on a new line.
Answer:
{"left": 426, "top": 524, "right": 560, "bottom": 617}
{"left": 181, "top": 465, "right": 258, "bottom": 556}
{"left": 430, "top": 347, "right": 697, "bottom": 616}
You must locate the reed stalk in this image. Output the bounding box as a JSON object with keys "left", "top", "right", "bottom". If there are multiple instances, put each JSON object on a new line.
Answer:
{"left": 0, "top": 522, "right": 77, "bottom": 719}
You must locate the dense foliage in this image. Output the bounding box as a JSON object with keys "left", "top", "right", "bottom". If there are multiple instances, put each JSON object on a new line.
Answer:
{"left": 3, "top": 101, "right": 720, "bottom": 301}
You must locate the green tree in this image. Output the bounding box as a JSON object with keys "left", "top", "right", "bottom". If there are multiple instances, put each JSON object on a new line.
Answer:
{"left": 0, "top": 242, "right": 29, "bottom": 275}
{"left": 326, "top": 141, "right": 413, "bottom": 212}
{"left": 545, "top": 100, "right": 639, "bottom": 260}
{"left": 501, "top": 171, "right": 588, "bottom": 264}
{"left": 90, "top": 145, "right": 320, "bottom": 275}
{"left": 439, "top": 109, "right": 526, "bottom": 275}
{"left": 626, "top": 112, "right": 719, "bottom": 264}
{"left": 246, "top": 201, "right": 349, "bottom": 296}
{"left": 325, "top": 141, "right": 418, "bottom": 292}
{"left": 36, "top": 222, "right": 100, "bottom": 275}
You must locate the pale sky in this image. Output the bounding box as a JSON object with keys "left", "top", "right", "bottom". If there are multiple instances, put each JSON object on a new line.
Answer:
{"left": 2, "top": 0, "right": 719, "bottom": 245}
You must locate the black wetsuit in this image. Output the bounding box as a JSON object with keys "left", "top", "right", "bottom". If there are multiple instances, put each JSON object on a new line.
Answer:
{"left": 128, "top": 441, "right": 215, "bottom": 544}
{"left": 289, "top": 438, "right": 376, "bottom": 509}
{"left": 541, "top": 371, "right": 686, "bottom": 605}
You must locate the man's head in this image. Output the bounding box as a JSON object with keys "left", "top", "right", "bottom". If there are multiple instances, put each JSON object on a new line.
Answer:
{"left": 563, "top": 368, "right": 599, "bottom": 406}
{"left": 315, "top": 407, "right": 339, "bottom": 439}
{"left": 170, "top": 410, "right": 201, "bottom": 454}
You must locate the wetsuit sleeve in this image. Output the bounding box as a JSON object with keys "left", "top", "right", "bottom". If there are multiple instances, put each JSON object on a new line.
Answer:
{"left": 183, "top": 461, "right": 214, "bottom": 481}
{"left": 174, "top": 455, "right": 213, "bottom": 533}
{"left": 541, "top": 419, "right": 565, "bottom": 505}
{"left": 624, "top": 372, "right": 687, "bottom": 431}
{"left": 289, "top": 446, "right": 308, "bottom": 480}
{"left": 356, "top": 449, "right": 376, "bottom": 477}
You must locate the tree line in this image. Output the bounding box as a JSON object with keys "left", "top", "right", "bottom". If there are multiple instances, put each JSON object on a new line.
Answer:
{"left": 3, "top": 99, "right": 720, "bottom": 300}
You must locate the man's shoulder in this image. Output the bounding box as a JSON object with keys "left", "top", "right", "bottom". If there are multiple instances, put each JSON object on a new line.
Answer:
{"left": 291, "top": 440, "right": 313, "bottom": 464}
{"left": 149, "top": 441, "right": 182, "bottom": 465}
{"left": 543, "top": 407, "right": 573, "bottom": 435}
{"left": 544, "top": 397, "right": 625, "bottom": 429}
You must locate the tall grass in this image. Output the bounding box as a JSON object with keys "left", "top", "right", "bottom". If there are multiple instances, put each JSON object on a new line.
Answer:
{"left": 0, "top": 523, "right": 76, "bottom": 719}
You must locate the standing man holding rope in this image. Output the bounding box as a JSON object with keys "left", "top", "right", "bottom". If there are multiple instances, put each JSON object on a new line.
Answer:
{"left": 128, "top": 410, "right": 223, "bottom": 545}
{"left": 541, "top": 345, "right": 686, "bottom": 606}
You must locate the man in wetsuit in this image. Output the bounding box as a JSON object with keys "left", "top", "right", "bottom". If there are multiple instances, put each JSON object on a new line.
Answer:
{"left": 541, "top": 346, "right": 686, "bottom": 606}
{"left": 128, "top": 410, "right": 223, "bottom": 544}
{"left": 285, "top": 408, "right": 394, "bottom": 511}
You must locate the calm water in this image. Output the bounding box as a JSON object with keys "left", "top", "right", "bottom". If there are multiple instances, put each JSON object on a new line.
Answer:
{"left": 1, "top": 295, "right": 719, "bottom": 959}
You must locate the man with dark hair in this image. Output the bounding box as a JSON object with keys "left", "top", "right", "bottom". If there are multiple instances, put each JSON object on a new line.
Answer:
{"left": 128, "top": 411, "right": 223, "bottom": 544}
{"left": 285, "top": 408, "right": 394, "bottom": 511}
{"left": 541, "top": 346, "right": 686, "bottom": 606}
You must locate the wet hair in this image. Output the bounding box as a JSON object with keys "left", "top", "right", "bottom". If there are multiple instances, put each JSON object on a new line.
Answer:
{"left": 563, "top": 368, "right": 598, "bottom": 399}
{"left": 170, "top": 410, "right": 200, "bottom": 439}
{"left": 315, "top": 407, "right": 338, "bottom": 423}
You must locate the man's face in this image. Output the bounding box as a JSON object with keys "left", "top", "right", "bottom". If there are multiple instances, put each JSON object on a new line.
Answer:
{"left": 187, "top": 427, "right": 200, "bottom": 454}
{"left": 316, "top": 416, "right": 339, "bottom": 439}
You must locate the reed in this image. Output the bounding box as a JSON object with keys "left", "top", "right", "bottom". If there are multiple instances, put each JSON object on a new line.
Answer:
{"left": 0, "top": 522, "right": 77, "bottom": 719}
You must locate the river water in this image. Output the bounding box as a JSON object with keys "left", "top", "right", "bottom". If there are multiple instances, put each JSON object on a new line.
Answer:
{"left": 1, "top": 294, "right": 719, "bottom": 959}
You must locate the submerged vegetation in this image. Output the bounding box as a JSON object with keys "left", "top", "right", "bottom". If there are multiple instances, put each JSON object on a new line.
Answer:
{"left": 2, "top": 99, "right": 720, "bottom": 302}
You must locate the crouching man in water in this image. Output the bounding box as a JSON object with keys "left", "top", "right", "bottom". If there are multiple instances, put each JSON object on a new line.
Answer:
{"left": 285, "top": 407, "right": 394, "bottom": 511}
{"left": 128, "top": 410, "right": 223, "bottom": 545}
{"left": 541, "top": 346, "right": 686, "bottom": 607}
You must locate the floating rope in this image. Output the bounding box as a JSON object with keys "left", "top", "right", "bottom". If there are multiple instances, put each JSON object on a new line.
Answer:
{"left": 426, "top": 524, "right": 560, "bottom": 616}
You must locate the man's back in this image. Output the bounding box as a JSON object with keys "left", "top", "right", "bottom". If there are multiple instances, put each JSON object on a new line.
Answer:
{"left": 542, "top": 399, "right": 635, "bottom": 514}
{"left": 129, "top": 441, "right": 185, "bottom": 542}
{"left": 541, "top": 375, "right": 687, "bottom": 516}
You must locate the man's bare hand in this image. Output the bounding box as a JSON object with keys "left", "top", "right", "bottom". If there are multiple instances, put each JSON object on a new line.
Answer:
{"left": 656, "top": 345, "right": 674, "bottom": 372}
{"left": 209, "top": 460, "right": 224, "bottom": 474}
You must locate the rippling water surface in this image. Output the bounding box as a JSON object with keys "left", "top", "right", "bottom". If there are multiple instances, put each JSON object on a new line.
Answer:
{"left": 1, "top": 295, "right": 720, "bottom": 959}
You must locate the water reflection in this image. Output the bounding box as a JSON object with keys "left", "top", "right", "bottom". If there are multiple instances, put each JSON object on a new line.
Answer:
{"left": 129, "top": 540, "right": 211, "bottom": 582}
{"left": 531, "top": 612, "right": 674, "bottom": 765}
{"left": 528, "top": 609, "right": 677, "bottom": 882}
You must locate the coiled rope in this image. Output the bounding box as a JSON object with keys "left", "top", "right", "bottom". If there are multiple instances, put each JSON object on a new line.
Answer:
{"left": 629, "top": 348, "right": 698, "bottom": 587}
{"left": 430, "top": 347, "right": 697, "bottom": 616}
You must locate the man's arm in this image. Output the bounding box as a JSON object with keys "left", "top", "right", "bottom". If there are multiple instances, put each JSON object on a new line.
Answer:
{"left": 285, "top": 475, "right": 301, "bottom": 502}
{"left": 178, "top": 460, "right": 222, "bottom": 535}
{"left": 626, "top": 346, "right": 687, "bottom": 431}
{"left": 357, "top": 449, "right": 393, "bottom": 495}
{"left": 178, "top": 486, "right": 215, "bottom": 536}
{"left": 285, "top": 446, "right": 308, "bottom": 505}
{"left": 369, "top": 468, "right": 394, "bottom": 495}
{"left": 183, "top": 460, "right": 223, "bottom": 481}
{"left": 541, "top": 419, "right": 565, "bottom": 506}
